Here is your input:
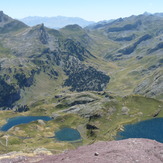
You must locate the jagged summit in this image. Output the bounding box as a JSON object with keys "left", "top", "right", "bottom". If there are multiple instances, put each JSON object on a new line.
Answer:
{"left": 0, "top": 11, "right": 12, "bottom": 23}
{"left": 27, "top": 23, "right": 49, "bottom": 44}
{"left": 37, "top": 24, "right": 49, "bottom": 44}
{"left": 0, "top": 11, "right": 27, "bottom": 33}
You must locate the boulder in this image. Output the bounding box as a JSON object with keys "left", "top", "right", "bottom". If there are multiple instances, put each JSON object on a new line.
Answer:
{"left": 121, "top": 106, "right": 130, "bottom": 115}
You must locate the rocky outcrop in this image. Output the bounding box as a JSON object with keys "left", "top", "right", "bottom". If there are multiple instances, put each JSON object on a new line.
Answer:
{"left": 86, "top": 124, "right": 99, "bottom": 129}
{"left": 61, "top": 39, "right": 94, "bottom": 61}
{"left": 0, "top": 77, "right": 20, "bottom": 108}
{"left": 0, "top": 11, "right": 27, "bottom": 33}
{"left": 64, "top": 66, "right": 110, "bottom": 92}
{"left": 114, "top": 34, "right": 135, "bottom": 41}
{"left": 148, "top": 42, "right": 163, "bottom": 53}
{"left": 134, "top": 71, "right": 163, "bottom": 98}
{"left": 14, "top": 73, "right": 34, "bottom": 88}
{"left": 108, "top": 20, "right": 142, "bottom": 32}
{"left": 38, "top": 24, "right": 49, "bottom": 44}
{"left": 121, "top": 106, "right": 130, "bottom": 115}
{"left": 0, "top": 139, "right": 162, "bottom": 163}
{"left": 56, "top": 96, "right": 96, "bottom": 110}
{"left": 68, "top": 97, "right": 95, "bottom": 106}
{"left": 0, "top": 11, "right": 11, "bottom": 23}
{"left": 118, "top": 34, "right": 152, "bottom": 55}
{"left": 26, "top": 24, "right": 49, "bottom": 44}
{"left": 13, "top": 105, "right": 29, "bottom": 112}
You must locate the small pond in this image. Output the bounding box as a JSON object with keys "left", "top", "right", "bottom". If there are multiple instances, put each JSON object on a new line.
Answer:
{"left": 1, "top": 116, "right": 52, "bottom": 131}
{"left": 116, "top": 118, "right": 163, "bottom": 143}
{"left": 55, "top": 128, "right": 82, "bottom": 141}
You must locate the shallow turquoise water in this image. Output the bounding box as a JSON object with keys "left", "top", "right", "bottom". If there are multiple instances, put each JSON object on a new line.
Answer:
{"left": 1, "top": 116, "right": 52, "bottom": 131}
{"left": 116, "top": 118, "right": 163, "bottom": 143}
{"left": 55, "top": 128, "right": 81, "bottom": 141}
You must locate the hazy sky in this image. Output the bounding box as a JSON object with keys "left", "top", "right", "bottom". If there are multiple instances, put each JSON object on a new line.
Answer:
{"left": 1, "top": 0, "right": 163, "bottom": 21}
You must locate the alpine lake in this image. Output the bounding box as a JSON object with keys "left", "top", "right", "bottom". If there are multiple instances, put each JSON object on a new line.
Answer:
{"left": 116, "top": 118, "right": 163, "bottom": 143}
{"left": 1, "top": 116, "right": 163, "bottom": 143}
{"left": 1, "top": 116, "right": 82, "bottom": 142}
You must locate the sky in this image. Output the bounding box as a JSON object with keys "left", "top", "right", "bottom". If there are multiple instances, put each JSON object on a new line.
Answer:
{"left": 1, "top": 0, "right": 163, "bottom": 22}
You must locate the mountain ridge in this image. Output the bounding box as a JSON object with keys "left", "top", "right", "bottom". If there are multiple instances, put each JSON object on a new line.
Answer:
{"left": 0, "top": 12, "right": 110, "bottom": 109}
{"left": 0, "top": 11, "right": 27, "bottom": 33}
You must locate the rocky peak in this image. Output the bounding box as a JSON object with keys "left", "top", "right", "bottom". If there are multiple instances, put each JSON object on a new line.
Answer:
{"left": 38, "top": 23, "right": 49, "bottom": 44}
{"left": 0, "top": 11, "right": 27, "bottom": 33}
{"left": 0, "top": 11, "right": 12, "bottom": 23}
{"left": 27, "top": 23, "right": 49, "bottom": 44}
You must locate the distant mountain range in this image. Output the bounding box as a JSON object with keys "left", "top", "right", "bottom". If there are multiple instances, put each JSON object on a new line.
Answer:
{"left": 20, "top": 12, "right": 163, "bottom": 29}
{"left": 20, "top": 16, "right": 95, "bottom": 28}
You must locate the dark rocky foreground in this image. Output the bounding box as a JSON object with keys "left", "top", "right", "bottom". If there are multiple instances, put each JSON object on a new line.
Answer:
{"left": 0, "top": 139, "right": 163, "bottom": 163}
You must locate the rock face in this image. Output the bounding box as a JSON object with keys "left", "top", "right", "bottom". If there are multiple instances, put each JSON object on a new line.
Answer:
{"left": 0, "top": 11, "right": 11, "bottom": 23}
{"left": 0, "top": 11, "right": 27, "bottom": 33}
{"left": 0, "top": 139, "right": 162, "bottom": 163}
{"left": 108, "top": 20, "right": 142, "bottom": 32}
{"left": 134, "top": 71, "right": 163, "bottom": 98}
{"left": 118, "top": 34, "right": 152, "bottom": 55}
{"left": 0, "top": 77, "right": 20, "bottom": 108}
{"left": 148, "top": 42, "right": 163, "bottom": 54}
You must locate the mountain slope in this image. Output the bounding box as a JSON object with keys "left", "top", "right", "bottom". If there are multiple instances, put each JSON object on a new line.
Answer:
{"left": 0, "top": 11, "right": 27, "bottom": 33}
{"left": 0, "top": 13, "right": 110, "bottom": 109}
{"left": 86, "top": 13, "right": 163, "bottom": 99}
{"left": 0, "top": 12, "right": 163, "bottom": 107}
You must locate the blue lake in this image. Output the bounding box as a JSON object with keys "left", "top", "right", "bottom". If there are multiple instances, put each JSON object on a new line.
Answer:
{"left": 1, "top": 116, "right": 52, "bottom": 131}
{"left": 55, "top": 128, "right": 82, "bottom": 141}
{"left": 116, "top": 118, "right": 163, "bottom": 143}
